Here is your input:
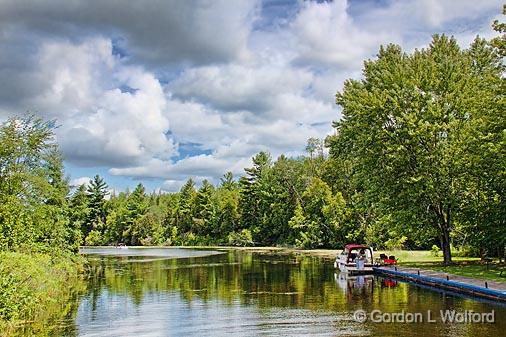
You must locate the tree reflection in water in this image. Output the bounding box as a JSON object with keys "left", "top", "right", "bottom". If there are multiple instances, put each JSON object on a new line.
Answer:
{"left": 74, "top": 249, "right": 506, "bottom": 337}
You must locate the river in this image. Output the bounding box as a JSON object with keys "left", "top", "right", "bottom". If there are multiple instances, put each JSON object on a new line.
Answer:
{"left": 25, "top": 248, "right": 506, "bottom": 336}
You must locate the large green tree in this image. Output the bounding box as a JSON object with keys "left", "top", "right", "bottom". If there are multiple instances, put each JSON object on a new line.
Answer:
{"left": 332, "top": 35, "right": 503, "bottom": 264}
{"left": 0, "top": 116, "right": 76, "bottom": 252}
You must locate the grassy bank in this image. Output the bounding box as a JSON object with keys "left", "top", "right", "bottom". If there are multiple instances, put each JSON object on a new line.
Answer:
{"left": 0, "top": 251, "right": 85, "bottom": 336}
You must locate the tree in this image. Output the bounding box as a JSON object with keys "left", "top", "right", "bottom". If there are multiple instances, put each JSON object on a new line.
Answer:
{"left": 193, "top": 180, "right": 217, "bottom": 236}
{"left": 220, "top": 171, "right": 236, "bottom": 190}
{"left": 175, "top": 178, "right": 196, "bottom": 234}
{"left": 85, "top": 175, "right": 109, "bottom": 239}
{"left": 332, "top": 35, "right": 502, "bottom": 264}
{"left": 0, "top": 116, "right": 77, "bottom": 252}
{"left": 456, "top": 35, "right": 505, "bottom": 259}
{"left": 217, "top": 187, "right": 240, "bottom": 235}
{"left": 306, "top": 137, "right": 324, "bottom": 177}
{"left": 123, "top": 183, "right": 148, "bottom": 245}
{"left": 491, "top": 4, "right": 506, "bottom": 56}
{"left": 239, "top": 152, "right": 272, "bottom": 244}
{"left": 68, "top": 184, "right": 89, "bottom": 246}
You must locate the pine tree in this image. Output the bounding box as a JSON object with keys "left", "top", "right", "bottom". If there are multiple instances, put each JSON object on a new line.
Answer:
{"left": 85, "top": 175, "right": 109, "bottom": 238}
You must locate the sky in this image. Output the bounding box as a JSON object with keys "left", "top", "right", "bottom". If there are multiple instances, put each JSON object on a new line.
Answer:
{"left": 0, "top": 0, "right": 502, "bottom": 193}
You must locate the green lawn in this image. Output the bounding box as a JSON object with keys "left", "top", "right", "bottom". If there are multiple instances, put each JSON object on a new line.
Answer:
{"left": 375, "top": 250, "right": 505, "bottom": 282}
{"left": 404, "top": 262, "right": 506, "bottom": 282}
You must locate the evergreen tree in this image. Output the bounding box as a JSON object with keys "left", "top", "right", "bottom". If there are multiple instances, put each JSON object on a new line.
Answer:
{"left": 239, "top": 152, "right": 272, "bottom": 244}
{"left": 176, "top": 178, "right": 196, "bottom": 234}
{"left": 85, "top": 175, "right": 109, "bottom": 239}
{"left": 193, "top": 180, "right": 216, "bottom": 236}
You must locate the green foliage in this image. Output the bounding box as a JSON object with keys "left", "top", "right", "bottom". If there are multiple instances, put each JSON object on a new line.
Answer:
{"left": 385, "top": 236, "right": 408, "bottom": 251}
{"left": 331, "top": 34, "right": 504, "bottom": 264}
{"left": 430, "top": 245, "right": 440, "bottom": 257}
{"left": 227, "top": 229, "right": 254, "bottom": 246}
{"left": 0, "top": 116, "right": 78, "bottom": 253}
{"left": 491, "top": 4, "right": 506, "bottom": 56}
{"left": 0, "top": 252, "right": 83, "bottom": 333}
{"left": 85, "top": 229, "right": 103, "bottom": 246}
{"left": 84, "top": 175, "right": 109, "bottom": 238}
{"left": 193, "top": 180, "right": 217, "bottom": 236}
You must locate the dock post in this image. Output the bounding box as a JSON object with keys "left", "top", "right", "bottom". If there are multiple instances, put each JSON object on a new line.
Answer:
{"left": 485, "top": 282, "right": 488, "bottom": 289}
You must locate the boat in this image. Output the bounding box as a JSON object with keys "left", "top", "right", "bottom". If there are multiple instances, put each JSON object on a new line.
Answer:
{"left": 334, "top": 244, "right": 374, "bottom": 275}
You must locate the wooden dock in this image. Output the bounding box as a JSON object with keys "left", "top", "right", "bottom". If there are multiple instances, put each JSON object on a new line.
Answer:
{"left": 374, "top": 266, "right": 506, "bottom": 302}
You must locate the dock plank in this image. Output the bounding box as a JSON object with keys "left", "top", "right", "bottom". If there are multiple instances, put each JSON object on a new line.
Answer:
{"left": 374, "top": 265, "right": 506, "bottom": 302}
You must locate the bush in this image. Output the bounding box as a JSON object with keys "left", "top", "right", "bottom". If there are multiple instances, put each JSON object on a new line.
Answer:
{"left": 451, "top": 245, "right": 478, "bottom": 257}
{"left": 84, "top": 230, "right": 103, "bottom": 246}
{"left": 430, "top": 245, "right": 440, "bottom": 257}
{"left": 0, "top": 252, "right": 84, "bottom": 334}
{"left": 228, "top": 229, "right": 254, "bottom": 247}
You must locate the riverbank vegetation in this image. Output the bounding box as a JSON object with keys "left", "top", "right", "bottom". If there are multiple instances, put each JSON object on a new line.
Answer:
{"left": 74, "top": 16, "right": 505, "bottom": 265}
{"left": 0, "top": 118, "right": 83, "bottom": 333}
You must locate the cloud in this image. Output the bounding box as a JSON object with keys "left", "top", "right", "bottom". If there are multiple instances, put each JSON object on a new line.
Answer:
{"left": 169, "top": 63, "right": 314, "bottom": 113}
{"left": 0, "top": 0, "right": 502, "bottom": 191}
{"left": 0, "top": 37, "right": 176, "bottom": 167}
{"left": 0, "top": 0, "right": 259, "bottom": 67}
{"left": 289, "top": 0, "right": 397, "bottom": 69}
{"left": 160, "top": 180, "right": 185, "bottom": 193}
{"left": 70, "top": 176, "right": 92, "bottom": 188}
{"left": 110, "top": 155, "right": 229, "bottom": 180}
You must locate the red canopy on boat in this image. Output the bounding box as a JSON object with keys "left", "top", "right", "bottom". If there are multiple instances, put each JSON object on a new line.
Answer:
{"left": 344, "top": 244, "right": 370, "bottom": 251}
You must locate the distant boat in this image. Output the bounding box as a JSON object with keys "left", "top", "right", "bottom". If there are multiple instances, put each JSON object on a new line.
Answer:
{"left": 334, "top": 244, "right": 374, "bottom": 274}
{"left": 117, "top": 243, "right": 128, "bottom": 249}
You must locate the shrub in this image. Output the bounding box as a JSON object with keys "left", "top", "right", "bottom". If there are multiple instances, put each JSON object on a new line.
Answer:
{"left": 228, "top": 229, "right": 254, "bottom": 247}
{"left": 0, "top": 252, "right": 84, "bottom": 334}
{"left": 430, "top": 245, "right": 440, "bottom": 257}
{"left": 84, "top": 230, "right": 103, "bottom": 246}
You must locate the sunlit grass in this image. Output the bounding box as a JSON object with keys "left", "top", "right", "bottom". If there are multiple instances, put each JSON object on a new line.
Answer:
{"left": 373, "top": 250, "right": 505, "bottom": 282}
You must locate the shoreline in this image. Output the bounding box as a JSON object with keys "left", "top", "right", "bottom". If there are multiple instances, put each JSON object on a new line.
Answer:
{"left": 80, "top": 245, "right": 340, "bottom": 259}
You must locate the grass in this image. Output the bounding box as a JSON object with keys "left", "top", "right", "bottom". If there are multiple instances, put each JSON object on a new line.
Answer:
{"left": 372, "top": 250, "right": 505, "bottom": 283}
{"left": 0, "top": 251, "right": 85, "bottom": 336}
{"left": 398, "top": 260, "right": 506, "bottom": 282}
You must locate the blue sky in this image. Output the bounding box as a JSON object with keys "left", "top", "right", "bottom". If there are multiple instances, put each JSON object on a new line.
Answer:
{"left": 0, "top": 0, "right": 502, "bottom": 193}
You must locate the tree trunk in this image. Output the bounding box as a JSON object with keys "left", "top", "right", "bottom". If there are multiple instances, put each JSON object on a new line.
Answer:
{"left": 441, "top": 225, "right": 452, "bottom": 265}
{"left": 434, "top": 203, "right": 452, "bottom": 265}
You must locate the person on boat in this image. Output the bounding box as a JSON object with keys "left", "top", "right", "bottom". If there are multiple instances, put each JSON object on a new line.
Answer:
{"left": 358, "top": 249, "right": 366, "bottom": 261}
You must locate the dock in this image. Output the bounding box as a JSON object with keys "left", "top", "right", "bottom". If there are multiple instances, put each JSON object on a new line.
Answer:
{"left": 374, "top": 266, "right": 506, "bottom": 302}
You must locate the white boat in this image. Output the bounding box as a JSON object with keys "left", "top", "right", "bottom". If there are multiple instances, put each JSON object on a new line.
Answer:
{"left": 334, "top": 244, "right": 374, "bottom": 275}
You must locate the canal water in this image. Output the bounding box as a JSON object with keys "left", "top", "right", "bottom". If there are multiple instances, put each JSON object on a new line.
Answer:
{"left": 27, "top": 248, "right": 506, "bottom": 336}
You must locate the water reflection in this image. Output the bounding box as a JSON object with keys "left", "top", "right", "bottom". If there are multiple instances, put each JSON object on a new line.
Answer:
{"left": 71, "top": 249, "right": 506, "bottom": 337}
{"left": 334, "top": 273, "right": 375, "bottom": 301}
